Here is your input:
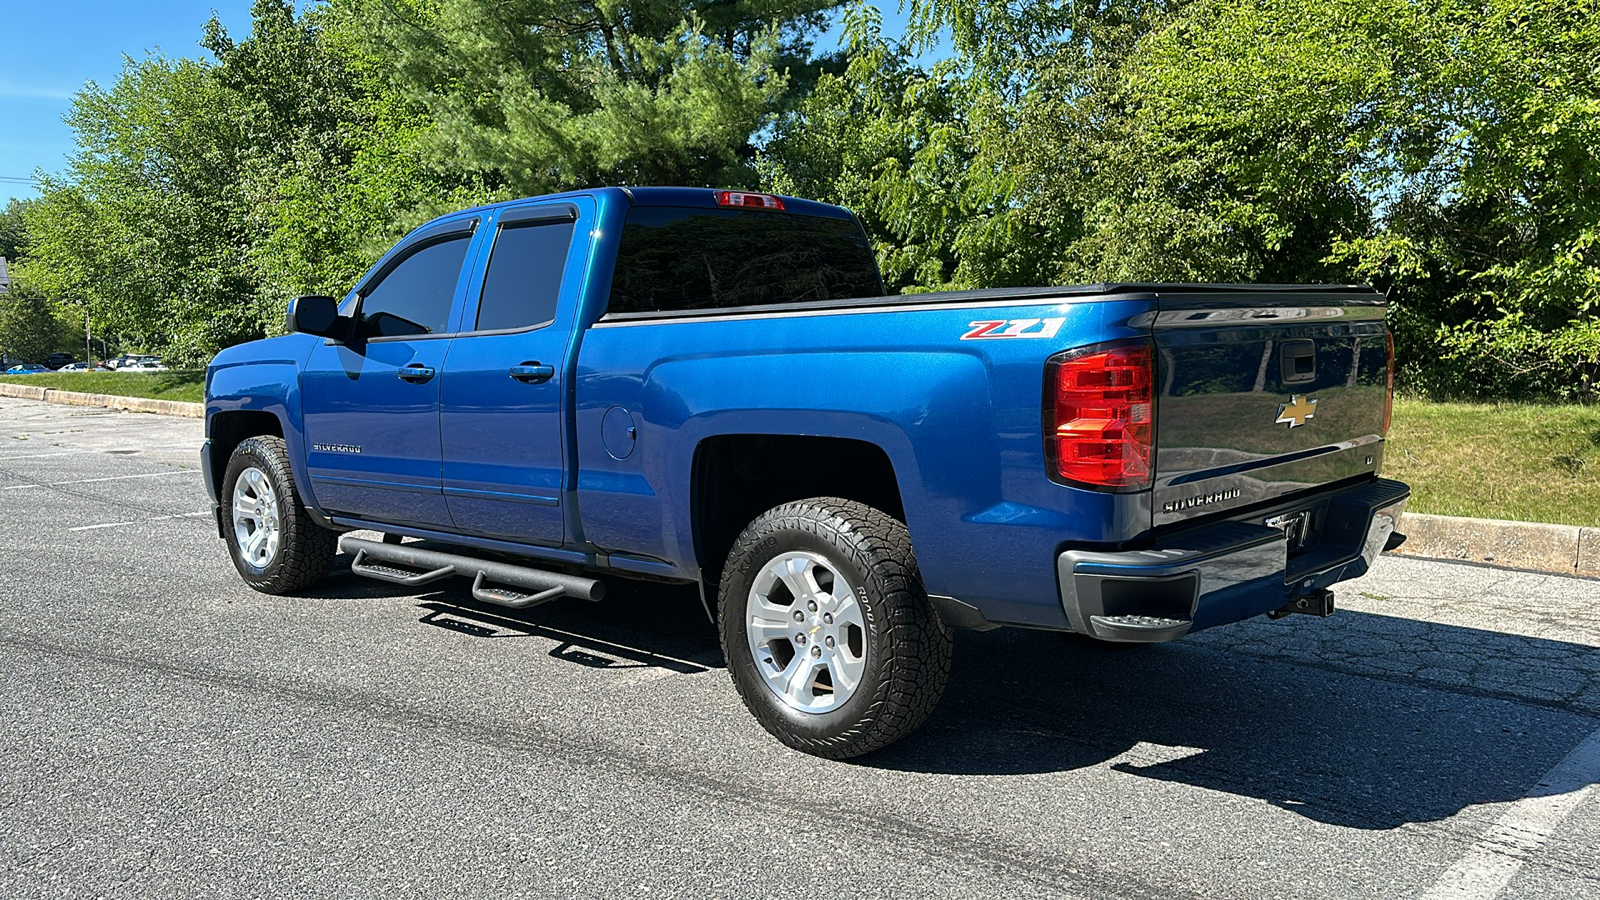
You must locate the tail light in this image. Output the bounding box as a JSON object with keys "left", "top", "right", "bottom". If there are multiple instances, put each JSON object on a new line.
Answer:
{"left": 1383, "top": 330, "right": 1395, "bottom": 436}
{"left": 1044, "top": 340, "right": 1155, "bottom": 491}
{"left": 714, "top": 190, "right": 785, "bottom": 211}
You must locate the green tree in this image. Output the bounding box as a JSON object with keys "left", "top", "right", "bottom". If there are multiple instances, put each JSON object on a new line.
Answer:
{"left": 23, "top": 56, "right": 257, "bottom": 363}
{"left": 762, "top": 6, "right": 1064, "bottom": 291}
{"left": 0, "top": 295, "right": 65, "bottom": 365}
{"left": 354, "top": 0, "right": 846, "bottom": 194}
{"left": 0, "top": 198, "right": 34, "bottom": 261}
{"left": 1094, "top": 0, "right": 1600, "bottom": 396}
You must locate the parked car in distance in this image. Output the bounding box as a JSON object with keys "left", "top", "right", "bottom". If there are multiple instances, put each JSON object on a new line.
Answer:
{"left": 4, "top": 364, "right": 51, "bottom": 375}
{"left": 45, "top": 353, "right": 76, "bottom": 370}
{"left": 125, "top": 360, "right": 168, "bottom": 372}
{"left": 57, "top": 362, "right": 112, "bottom": 373}
{"left": 106, "top": 354, "right": 158, "bottom": 370}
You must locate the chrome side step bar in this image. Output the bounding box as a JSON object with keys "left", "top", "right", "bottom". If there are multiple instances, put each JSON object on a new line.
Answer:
{"left": 342, "top": 537, "right": 605, "bottom": 610}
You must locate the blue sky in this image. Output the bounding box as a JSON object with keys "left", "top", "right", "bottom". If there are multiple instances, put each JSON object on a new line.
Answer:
{"left": 0, "top": 2, "right": 917, "bottom": 207}
{"left": 1, "top": 2, "right": 258, "bottom": 204}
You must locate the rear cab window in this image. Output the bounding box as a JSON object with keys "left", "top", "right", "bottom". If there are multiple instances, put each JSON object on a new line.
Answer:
{"left": 607, "top": 207, "right": 883, "bottom": 315}
{"left": 473, "top": 217, "right": 577, "bottom": 332}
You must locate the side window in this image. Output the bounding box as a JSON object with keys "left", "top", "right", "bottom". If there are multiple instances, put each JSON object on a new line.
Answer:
{"left": 474, "top": 219, "right": 576, "bottom": 332}
{"left": 358, "top": 235, "right": 472, "bottom": 338}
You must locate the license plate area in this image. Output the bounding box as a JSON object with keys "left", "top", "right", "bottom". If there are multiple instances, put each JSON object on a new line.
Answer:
{"left": 1265, "top": 509, "right": 1314, "bottom": 552}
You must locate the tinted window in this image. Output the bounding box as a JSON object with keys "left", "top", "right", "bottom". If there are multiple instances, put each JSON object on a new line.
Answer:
{"left": 474, "top": 219, "right": 576, "bottom": 332}
{"left": 608, "top": 207, "right": 882, "bottom": 315}
{"left": 359, "top": 235, "right": 471, "bottom": 338}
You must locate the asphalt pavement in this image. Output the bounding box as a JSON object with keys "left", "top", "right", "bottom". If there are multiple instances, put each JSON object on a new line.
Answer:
{"left": 2, "top": 396, "right": 1598, "bottom": 899}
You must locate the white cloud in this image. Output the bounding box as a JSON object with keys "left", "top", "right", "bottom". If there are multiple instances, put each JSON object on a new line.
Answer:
{"left": 0, "top": 81, "right": 77, "bottom": 101}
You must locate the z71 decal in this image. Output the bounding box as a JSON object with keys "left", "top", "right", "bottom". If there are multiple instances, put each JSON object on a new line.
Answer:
{"left": 961, "top": 318, "right": 1067, "bottom": 340}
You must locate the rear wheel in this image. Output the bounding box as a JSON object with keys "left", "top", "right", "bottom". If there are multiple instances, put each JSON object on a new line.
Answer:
{"left": 222, "top": 436, "right": 337, "bottom": 594}
{"left": 718, "top": 498, "right": 953, "bottom": 759}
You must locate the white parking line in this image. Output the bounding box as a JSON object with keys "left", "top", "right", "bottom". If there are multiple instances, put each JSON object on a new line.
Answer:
{"left": 0, "top": 470, "right": 196, "bottom": 490}
{"left": 1421, "top": 726, "right": 1600, "bottom": 899}
{"left": 69, "top": 511, "right": 211, "bottom": 532}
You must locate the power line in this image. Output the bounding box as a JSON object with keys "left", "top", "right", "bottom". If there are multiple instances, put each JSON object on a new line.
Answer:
{"left": 0, "top": 176, "right": 42, "bottom": 184}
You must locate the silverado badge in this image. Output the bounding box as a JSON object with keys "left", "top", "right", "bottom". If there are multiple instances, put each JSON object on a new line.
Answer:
{"left": 1275, "top": 395, "right": 1317, "bottom": 428}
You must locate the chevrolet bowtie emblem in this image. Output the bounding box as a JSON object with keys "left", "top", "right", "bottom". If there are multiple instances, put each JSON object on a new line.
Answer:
{"left": 1275, "top": 394, "right": 1317, "bottom": 428}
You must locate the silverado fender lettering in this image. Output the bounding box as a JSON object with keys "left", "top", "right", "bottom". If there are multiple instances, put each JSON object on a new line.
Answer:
{"left": 203, "top": 186, "right": 1407, "bottom": 759}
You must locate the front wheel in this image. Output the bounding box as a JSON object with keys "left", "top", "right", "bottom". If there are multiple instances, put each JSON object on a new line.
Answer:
{"left": 718, "top": 498, "right": 953, "bottom": 759}
{"left": 222, "top": 435, "right": 337, "bottom": 594}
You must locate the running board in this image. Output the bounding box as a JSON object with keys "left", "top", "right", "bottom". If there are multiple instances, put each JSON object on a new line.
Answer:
{"left": 342, "top": 537, "right": 605, "bottom": 609}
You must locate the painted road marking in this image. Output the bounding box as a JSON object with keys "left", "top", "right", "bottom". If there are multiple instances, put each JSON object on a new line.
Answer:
{"left": 1421, "top": 726, "right": 1600, "bottom": 899}
{"left": 0, "top": 470, "right": 196, "bottom": 490}
{"left": 69, "top": 512, "right": 212, "bottom": 532}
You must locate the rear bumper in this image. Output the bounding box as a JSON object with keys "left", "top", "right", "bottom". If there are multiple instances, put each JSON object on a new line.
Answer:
{"left": 1056, "top": 478, "right": 1409, "bottom": 642}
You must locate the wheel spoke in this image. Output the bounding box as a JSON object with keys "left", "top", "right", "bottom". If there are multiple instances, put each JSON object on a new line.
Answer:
{"left": 784, "top": 655, "right": 821, "bottom": 706}
{"left": 832, "top": 590, "right": 866, "bottom": 632}
{"left": 748, "top": 610, "right": 795, "bottom": 646}
{"left": 828, "top": 649, "right": 864, "bottom": 694}
{"left": 245, "top": 527, "right": 267, "bottom": 559}
{"left": 776, "top": 556, "right": 817, "bottom": 606}
{"left": 758, "top": 649, "right": 801, "bottom": 694}
{"left": 232, "top": 498, "right": 256, "bottom": 521}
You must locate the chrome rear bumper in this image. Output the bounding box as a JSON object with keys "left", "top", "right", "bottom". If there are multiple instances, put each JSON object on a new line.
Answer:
{"left": 1057, "top": 478, "right": 1409, "bottom": 642}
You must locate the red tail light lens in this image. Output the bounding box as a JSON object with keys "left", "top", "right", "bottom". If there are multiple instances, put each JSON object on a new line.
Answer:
{"left": 1045, "top": 341, "right": 1155, "bottom": 490}
{"left": 1383, "top": 330, "right": 1395, "bottom": 436}
{"left": 714, "top": 190, "right": 785, "bottom": 210}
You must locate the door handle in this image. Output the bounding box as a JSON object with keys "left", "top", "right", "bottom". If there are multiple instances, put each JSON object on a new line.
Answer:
{"left": 509, "top": 362, "right": 555, "bottom": 384}
{"left": 398, "top": 363, "right": 436, "bottom": 383}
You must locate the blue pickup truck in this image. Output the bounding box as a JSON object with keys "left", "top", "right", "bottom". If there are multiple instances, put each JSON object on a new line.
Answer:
{"left": 204, "top": 187, "right": 1408, "bottom": 758}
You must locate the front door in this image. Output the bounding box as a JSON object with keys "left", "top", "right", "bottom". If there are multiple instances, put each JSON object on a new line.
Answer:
{"left": 440, "top": 203, "right": 587, "bottom": 544}
{"left": 301, "top": 222, "right": 477, "bottom": 529}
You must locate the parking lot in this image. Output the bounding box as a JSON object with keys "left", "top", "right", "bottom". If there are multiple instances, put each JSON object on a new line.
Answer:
{"left": 2, "top": 396, "right": 1598, "bottom": 899}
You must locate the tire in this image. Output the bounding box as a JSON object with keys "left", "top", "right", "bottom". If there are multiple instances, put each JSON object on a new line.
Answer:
{"left": 718, "top": 497, "right": 953, "bottom": 759}
{"left": 221, "top": 435, "right": 337, "bottom": 594}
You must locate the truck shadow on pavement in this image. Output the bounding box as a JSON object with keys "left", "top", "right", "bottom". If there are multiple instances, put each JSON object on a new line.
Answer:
{"left": 867, "top": 618, "right": 1600, "bottom": 831}
{"left": 307, "top": 557, "right": 1597, "bottom": 832}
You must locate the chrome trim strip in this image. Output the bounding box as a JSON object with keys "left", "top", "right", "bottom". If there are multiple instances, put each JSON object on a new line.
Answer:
{"left": 442, "top": 486, "right": 560, "bottom": 507}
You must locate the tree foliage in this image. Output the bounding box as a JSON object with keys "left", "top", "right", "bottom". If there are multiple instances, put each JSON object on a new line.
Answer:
{"left": 356, "top": 0, "right": 844, "bottom": 193}
{"left": 0, "top": 199, "right": 33, "bottom": 261}
{"left": 762, "top": 7, "right": 1064, "bottom": 291}
{"left": 12, "top": 0, "right": 1599, "bottom": 398}
{"left": 0, "top": 295, "right": 66, "bottom": 365}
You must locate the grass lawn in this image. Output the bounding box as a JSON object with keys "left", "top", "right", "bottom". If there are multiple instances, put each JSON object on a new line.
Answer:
{"left": 1385, "top": 398, "right": 1600, "bottom": 527}
{"left": 0, "top": 370, "right": 205, "bottom": 404}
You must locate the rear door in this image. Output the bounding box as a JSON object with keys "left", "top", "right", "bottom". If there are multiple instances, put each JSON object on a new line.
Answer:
{"left": 1151, "top": 289, "right": 1389, "bottom": 528}
{"left": 439, "top": 200, "right": 590, "bottom": 544}
{"left": 301, "top": 217, "right": 479, "bottom": 529}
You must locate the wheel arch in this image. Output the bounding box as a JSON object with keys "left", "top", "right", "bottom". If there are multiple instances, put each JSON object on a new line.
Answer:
{"left": 689, "top": 433, "right": 906, "bottom": 620}
{"left": 207, "top": 410, "right": 285, "bottom": 501}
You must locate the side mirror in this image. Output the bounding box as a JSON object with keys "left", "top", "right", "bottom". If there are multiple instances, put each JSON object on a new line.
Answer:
{"left": 286, "top": 296, "right": 348, "bottom": 341}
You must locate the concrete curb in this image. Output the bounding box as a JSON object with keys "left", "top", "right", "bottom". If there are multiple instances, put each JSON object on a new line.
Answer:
{"left": 1394, "top": 512, "right": 1600, "bottom": 577}
{"left": 0, "top": 381, "right": 203, "bottom": 419}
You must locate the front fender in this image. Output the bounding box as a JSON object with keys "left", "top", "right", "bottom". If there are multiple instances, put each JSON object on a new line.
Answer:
{"left": 204, "top": 335, "right": 317, "bottom": 510}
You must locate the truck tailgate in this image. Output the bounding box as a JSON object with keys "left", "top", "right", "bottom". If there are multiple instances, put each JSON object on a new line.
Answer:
{"left": 1151, "top": 289, "right": 1389, "bottom": 528}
